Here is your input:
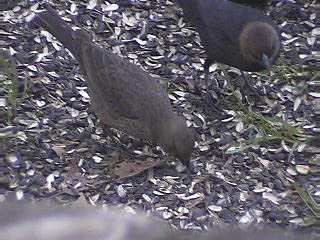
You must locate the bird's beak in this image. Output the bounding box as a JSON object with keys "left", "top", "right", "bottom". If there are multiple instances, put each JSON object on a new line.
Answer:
{"left": 262, "top": 53, "right": 271, "bottom": 71}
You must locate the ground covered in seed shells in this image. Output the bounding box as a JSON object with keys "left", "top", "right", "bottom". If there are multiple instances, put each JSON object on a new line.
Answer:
{"left": 0, "top": 0, "right": 319, "bottom": 237}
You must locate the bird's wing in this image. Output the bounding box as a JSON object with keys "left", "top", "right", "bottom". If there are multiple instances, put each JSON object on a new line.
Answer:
{"left": 79, "top": 42, "right": 164, "bottom": 121}
{"left": 195, "top": 1, "right": 238, "bottom": 58}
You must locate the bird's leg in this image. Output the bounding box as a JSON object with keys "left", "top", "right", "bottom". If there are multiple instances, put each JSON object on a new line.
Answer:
{"left": 194, "top": 59, "right": 212, "bottom": 94}
{"left": 194, "top": 59, "right": 211, "bottom": 92}
{"left": 237, "top": 71, "right": 265, "bottom": 103}
{"left": 101, "top": 123, "right": 121, "bottom": 142}
{"left": 240, "top": 71, "right": 250, "bottom": 90}
{"left": 204, "top": 61, "right": 223, "bottom": 94}
{"left": 203, "top": 59, "right": 211, "bottom": 89}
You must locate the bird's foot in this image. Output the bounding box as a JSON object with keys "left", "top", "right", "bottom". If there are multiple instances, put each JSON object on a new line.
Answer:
{"left": 234, "top": 72, "right": 265, "bottom": 104}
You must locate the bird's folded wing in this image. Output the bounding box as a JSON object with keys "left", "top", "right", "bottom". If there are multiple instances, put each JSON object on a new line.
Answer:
{"left": 195, "top": 1, "right": 237, "bottom": 57}
{"left": 79, "top": 42, "right": 158, "bottom": 121}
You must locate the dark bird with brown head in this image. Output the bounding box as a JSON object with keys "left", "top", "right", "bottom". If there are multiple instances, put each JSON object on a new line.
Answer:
{"left": 29, "top": 4, "right": 195, "bottom": 164}
{"left": 176, "top": 0, "right": 280, "bottom": 73}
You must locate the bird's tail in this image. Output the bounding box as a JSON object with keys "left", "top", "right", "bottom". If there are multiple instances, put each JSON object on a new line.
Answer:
{"left": 30, "top": 4, "right": 90, "bottom": 59}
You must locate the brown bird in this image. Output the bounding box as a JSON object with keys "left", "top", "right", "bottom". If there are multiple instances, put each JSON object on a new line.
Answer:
{"left": 30, "top": 4, "right": 195, "bottom": 163}
{"left": 176, "top": 0, "right": 280, "bottom": 73}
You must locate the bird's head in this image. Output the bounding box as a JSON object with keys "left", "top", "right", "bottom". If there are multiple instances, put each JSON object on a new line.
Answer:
{"left": 240, "top": 21, "right": 280, "bottom": 71}
{"left": 157, "top": 116, "right": 195, "bottom": 163}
